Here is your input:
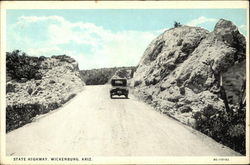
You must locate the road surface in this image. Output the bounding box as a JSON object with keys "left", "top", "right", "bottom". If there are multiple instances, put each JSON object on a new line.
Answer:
{"left": 6, "top": 85, "right": 240, "bottom": 156}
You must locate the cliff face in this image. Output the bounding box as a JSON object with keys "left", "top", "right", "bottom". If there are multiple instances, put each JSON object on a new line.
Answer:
{"left": 132, "top": 19, "right": 246, "bottom": 126}
{"left": 6, "top": 54, "right": 85, "bottom": 132}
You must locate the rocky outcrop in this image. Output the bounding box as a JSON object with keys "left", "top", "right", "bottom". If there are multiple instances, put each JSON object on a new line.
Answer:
{"left": 132, "top": 19, "right": 246, "bottom": 154}
{"left": 6, "top": 54, "right": 85, "bottom": 132}
{"left": 132, "top": 19, "right": 246, "bottom": 127}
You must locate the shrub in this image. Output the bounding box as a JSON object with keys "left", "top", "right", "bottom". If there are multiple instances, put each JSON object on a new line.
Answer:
{"left": 6, "top": 103, "right": 46, "bottom": 132}
{"left": 228, "top": 124, "right": 245, "bottom": 137}
{"left": 194, "top": 105, "right": 246, "bottom": 154}
{"left": 34, "top": 72, "right": 42, "bottom": 80}
{"left": 6, "top": 101, "right": 71, "bottom": 132}
{"left": 6, "top": 83, "right": 15, "bottom": 93}
{"left": 47, "top": 102, "right": 60, "bottom": 110}
{"left": 202, "top": 104, "right": 218, "bottom": 118}
{"left": 27, "top": 88, "right": 33, "bottom": 95}
{"left": 39, "top": 56, "right": 46, "bottom": 61}
{"left": 174, "top": 21, "right": 182, "bottom": 28}
{"left": 6, "top": 50, "right": 42, "bottom": 81}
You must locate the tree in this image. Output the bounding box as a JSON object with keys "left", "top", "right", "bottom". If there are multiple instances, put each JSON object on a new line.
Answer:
{"left": 6, "top": 50, "right": 42, "bottom": 81}
{"left": 174, "top": 21, "right": 182, "bottom": 28}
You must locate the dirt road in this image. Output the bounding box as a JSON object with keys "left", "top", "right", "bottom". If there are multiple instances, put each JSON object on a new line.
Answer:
{"left": 6, "top": 85, "right": 240, "bottom": 156}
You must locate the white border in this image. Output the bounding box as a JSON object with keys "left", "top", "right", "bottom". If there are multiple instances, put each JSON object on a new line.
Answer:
{"left": 0, "top": 1, "right": 249, "bottom": 164}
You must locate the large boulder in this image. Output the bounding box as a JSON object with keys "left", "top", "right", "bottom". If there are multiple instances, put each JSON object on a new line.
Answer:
{"left": 132, "top": 19, "right": 246, "bottom": 127}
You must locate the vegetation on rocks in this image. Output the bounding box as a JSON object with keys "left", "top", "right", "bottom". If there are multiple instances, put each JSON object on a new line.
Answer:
{"left": 6, "top": 51, "right": 85, "bottom": 132}
{"left": 6, "top": 50, "right": 44, "bottom": 82}
{"left": 132, "top": 19, "right": 246, "bottom": 154}
{"left": 6, "top": 102, "right": 61, "bottom": 132}
{"left": 194, "top": 103, "right": 246, "bottom": 154}
{"left": 174, "top": 21, "right": 182, "bottom": 28}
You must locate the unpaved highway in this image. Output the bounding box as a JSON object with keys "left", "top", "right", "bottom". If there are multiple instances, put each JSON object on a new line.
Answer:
{"left": 6, "top": 85, "right": 240, "bottom": 156}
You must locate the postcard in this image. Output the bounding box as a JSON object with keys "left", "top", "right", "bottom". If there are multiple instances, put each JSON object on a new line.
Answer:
{"left": 0, "top": 1, "right": 249, "bottom": 164}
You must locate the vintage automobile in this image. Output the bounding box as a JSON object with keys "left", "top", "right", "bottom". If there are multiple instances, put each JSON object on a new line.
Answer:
{"left": 110, "top": 78, "right": 129, "bottom": 99}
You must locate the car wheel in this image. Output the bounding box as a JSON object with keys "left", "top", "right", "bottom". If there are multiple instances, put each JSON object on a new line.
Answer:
{"left": 125, "top": 94, "right": 128, "bottom": 99}
{"left": 110, "top": 94, "right": 113, "bottom": 99}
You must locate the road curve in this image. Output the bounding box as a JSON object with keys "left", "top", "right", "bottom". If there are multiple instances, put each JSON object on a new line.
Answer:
{"left": 6, "top": 85, "right": 240, "bottom": 156}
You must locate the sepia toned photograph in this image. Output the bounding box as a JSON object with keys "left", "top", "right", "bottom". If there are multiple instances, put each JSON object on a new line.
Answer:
{"left": 0, "top": 1, "right": 249, "bottom": 164}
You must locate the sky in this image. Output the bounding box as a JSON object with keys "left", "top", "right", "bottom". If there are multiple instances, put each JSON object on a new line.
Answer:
{"left": 6, "top": 9, "right": 247, "bottom": 70}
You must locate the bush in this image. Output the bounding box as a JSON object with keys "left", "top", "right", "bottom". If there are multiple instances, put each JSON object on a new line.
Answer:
{"left": 47, "top": 102, "right": 60, "bottom": 110}
{"left": 39, "top": 56, "right": 46, "bottom": 61}
{"left": 6, "top": 103, "right": 46, "bottom": 132}
{"left": 202, "top": 104, "right": 218, "bottom": 117}
{"left": 27, "top": 88, "right": 33, "bottom": 95}
{"left": 174, "top": 21, "right": 182, "bottom": 28}
{"left": 34, "top": 72, "right": 42, "bottom": 80}
{"left": 6, "top": 101, "right": 65, "bottom": 132}
{"left": 6, "top": 50, "right": 42, "bottom": 81}
{"left": 6, "top": 83, "right": 15, "bottom": 93}
{"left": 194, "top": 105, "right": 246, "bottom": 154}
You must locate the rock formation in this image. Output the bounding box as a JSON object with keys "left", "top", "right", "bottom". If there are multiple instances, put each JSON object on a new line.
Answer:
{"left": 132, "top": 19, "right": 246, "bottom": 127}
{"left": 6, "top": 54, "right": 85, "bottom": 132}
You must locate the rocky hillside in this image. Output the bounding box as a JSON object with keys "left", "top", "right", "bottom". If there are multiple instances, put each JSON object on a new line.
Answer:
{"left": 6, "top": 51, "right": 85, "bottom": 132}
{"left": 132, "top": 19, "right": 246, "bottom": 154}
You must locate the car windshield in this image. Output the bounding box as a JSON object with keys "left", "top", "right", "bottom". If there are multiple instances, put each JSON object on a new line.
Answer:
{"left": 111, "top": 79, "right": 127, "bottom": 86}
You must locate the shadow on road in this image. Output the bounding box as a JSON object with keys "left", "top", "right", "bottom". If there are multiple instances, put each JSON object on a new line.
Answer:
{"left": 110, "top": 97, "right": 129, "bottom": 99}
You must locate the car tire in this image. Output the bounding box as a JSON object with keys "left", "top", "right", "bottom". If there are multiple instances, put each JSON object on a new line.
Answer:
{"left": 125, "top": 94, "right": 128, "bottom": 99}
{"left": 110, "top": 94, "right": 113, "bottom": 99}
